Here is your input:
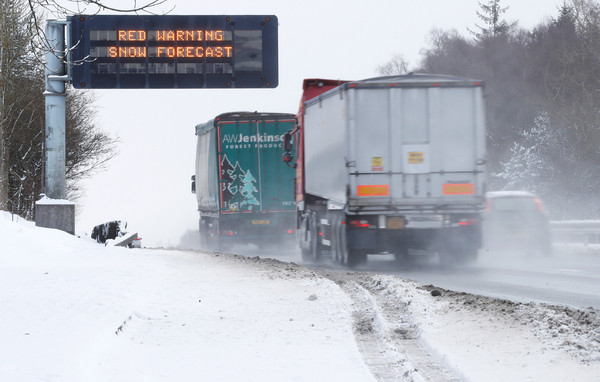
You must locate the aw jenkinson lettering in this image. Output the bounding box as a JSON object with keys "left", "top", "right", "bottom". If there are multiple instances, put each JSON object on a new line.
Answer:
{"left": 107, "top": 29, "right": 234, "bottom": 59}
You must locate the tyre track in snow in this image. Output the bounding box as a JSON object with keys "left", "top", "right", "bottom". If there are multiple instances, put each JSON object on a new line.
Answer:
{"left": 320, "top": 269, "right": 463, "bottom": 382}
{"left": 197, "top": 250, "right": 600, "bottom": 380}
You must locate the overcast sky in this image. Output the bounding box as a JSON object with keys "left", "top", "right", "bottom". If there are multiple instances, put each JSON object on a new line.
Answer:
{"left": 75, "top": 0, "right": 566, "bottom": 246}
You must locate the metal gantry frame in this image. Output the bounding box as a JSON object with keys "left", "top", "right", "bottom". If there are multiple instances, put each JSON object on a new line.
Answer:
{"left": 44, "top": 19, "right": 71, "bottom": 200}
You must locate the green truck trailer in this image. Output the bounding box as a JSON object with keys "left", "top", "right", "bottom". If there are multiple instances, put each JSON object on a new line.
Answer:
{"left": 192, "top": 112, "right": 297, "bottom": 248}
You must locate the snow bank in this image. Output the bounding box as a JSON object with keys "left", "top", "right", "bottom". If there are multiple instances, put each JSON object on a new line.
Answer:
{"left": 3, "top": 211, "right": 600, "bottom": 381}
{"left": 0, "top": 212, "right": 374, "bottom": 381}
{"left": 360, "top": 275, "right": 600, "bottom": 381}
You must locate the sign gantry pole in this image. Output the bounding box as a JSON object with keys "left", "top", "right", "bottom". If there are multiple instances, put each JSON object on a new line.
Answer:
{"left": 37, "top": 19, "right": 75, "bottom": 235}
{"left": 43, "top": 19, "right": 69, "bottom": 199}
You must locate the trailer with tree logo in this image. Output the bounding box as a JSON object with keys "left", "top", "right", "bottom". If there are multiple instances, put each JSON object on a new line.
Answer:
{"left": 192, "top": 112, "right": 296, "bottom": 248}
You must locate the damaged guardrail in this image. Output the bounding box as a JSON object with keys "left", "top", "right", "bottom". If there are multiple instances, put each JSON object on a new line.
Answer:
{"left": 91, "top": 220, "right": 142, "bottom": 248}
{"left": 109, "top": 232, "right": 141, "bottom": 248}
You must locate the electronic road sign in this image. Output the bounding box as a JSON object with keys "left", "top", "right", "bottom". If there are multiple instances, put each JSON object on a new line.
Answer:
{"left": 69, "top": 15, "right": 278, "bottom": 89}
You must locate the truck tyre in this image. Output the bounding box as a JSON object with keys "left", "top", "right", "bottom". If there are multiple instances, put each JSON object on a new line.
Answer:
{"left": 208, "top": 219, "right": 220, "bottom": 252}
{"left": 393, "top": 248, "right": 410, "bottom": 264}
{"left": 337, "top": 218, "right": 348, "bottom": 266}
{"left": 199, "top": 219, "right": 211, "bottom": 250}
{"left": 440, "top": 246, "right": 477, "bottom": 268}
{"left": 439, "top": 251, "right": 455, "bottom": 268}
{"left": 339, "top": 222, "right": 366, "bottom": 268}
{"left": 331, "top": 215, "right": 342, "bottom": 264}
{"left": 348, "top": 250, "right": 367, "bottom": 268}
{"left": 309, "top": 212, "right": 322, "bottom": 262}
{"left": 300, "top": 244, "right": 312, "bottom": 261}
{"left": 299, "top": 214, "right": 312, "bottom": 261}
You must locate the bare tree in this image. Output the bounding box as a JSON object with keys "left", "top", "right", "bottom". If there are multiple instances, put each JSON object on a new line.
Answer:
{"left": 0, "top": 0, "right": 8, "bottom": 209}
{"left": 64, "top": 90, "right": 118, "bottom": 201}
{"left": 24, "top": 0, "right": 172, "bottom": 68}
{"left": 30, "top": 0, "right": 169, "bottom": 16}
{"left": 377, "top": 54, "right": 410, "bottom": 76}
{"left": 1, "top": 0, "right": 33, "bottom": 211}
{"left": 0, "top": 0, "right": 141, "bottom": 217}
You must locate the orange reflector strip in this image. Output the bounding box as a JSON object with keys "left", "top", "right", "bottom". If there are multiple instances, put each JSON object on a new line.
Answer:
{"left": 357, "top": 185, "right": 389, "bottom": 196}
{"left": 442, "top": 183, "right": 475, "bottom": 195}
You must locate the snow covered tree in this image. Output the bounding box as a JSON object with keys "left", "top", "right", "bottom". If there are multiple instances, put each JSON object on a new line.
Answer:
{"left": 495, "top": 113, "right": 559, "bottom": 196}
{"left": 495, "top": 112, "right": 600, "bottom": 219}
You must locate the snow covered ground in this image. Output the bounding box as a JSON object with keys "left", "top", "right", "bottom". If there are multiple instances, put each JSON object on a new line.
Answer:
{"left": 2, "top": 211, "right": 600, "bottom": 381}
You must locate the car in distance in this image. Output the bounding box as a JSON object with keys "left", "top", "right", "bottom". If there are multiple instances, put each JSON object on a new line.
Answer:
{"left": 482, "top": 191, "right": 552, "bottom": 255}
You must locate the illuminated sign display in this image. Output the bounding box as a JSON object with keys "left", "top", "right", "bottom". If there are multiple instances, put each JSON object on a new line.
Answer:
{"left": 69, "top": 15, "right": 278, "bottom": 89}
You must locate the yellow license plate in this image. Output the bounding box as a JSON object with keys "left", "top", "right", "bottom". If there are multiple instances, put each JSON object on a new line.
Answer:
{"left": 252, "top": 220, "right": 271, "bottom": 225}
{"left": 387, "top": 217, "right": 405, "bottom": 229}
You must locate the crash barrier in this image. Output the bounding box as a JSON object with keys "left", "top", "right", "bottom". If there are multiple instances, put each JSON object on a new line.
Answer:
{"left": 551, "top": 220, "right": 600, "bottom": 246}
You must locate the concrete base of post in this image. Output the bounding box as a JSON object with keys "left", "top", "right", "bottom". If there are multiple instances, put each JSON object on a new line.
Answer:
{"left": 35, "top": 195, "right": 75, "bottom": 235}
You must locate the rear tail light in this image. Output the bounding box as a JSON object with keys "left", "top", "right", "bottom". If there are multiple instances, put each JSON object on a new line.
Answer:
{"left": 534, "top": 198, "right": 545, "bottom": 212}
{"left": 349, "top": 220, "right": 370, "bottom": 228}
{"left": 458, "top": 218, "right": 478, "bottom": 226}
{"left": 286, "top": 229, "right": 294, "bottom": 234}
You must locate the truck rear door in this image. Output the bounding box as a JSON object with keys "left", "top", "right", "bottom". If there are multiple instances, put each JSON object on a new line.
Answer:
{"left": 349, "top": 85, "right": 486, "bottom": 206}
{"left": 217, "top": 117, "right": 296, "bottom": 213}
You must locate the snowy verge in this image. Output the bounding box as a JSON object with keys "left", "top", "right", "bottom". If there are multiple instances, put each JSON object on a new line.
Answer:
{"left": 355, "top": 275, "right": 600, "bottom": 381}
{"left": 0, "top": 212, "right": 374, "bottom": 382}
{"left": 242, "top": 259, "right": 600, "bottom": 381}
{"left": 2, "top": 211, "right": 600, "bottom": 381}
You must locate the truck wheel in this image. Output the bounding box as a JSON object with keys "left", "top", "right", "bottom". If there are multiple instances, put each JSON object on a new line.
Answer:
{"left": 309, "top": 212, "right": 322, "bottom": 262}
{"left": 300, "top": 244, "right": 312, "bottom": 261}
{"left": 339, "top": 222, "right": 366, "bottom": 268}
{"left": 199, "top": 219, "right": 210, "bottom": 250}
{"left": 393, "top": 248, "right": 410, "bottom": 264}
{"left": 207, "top": 220, "right": 220, "bottom": 252}
{"left": 331, "top": 215, "right": 342, "bottom": 264}
{"left": 439, "top": 251, "right": 455, "bottom": 268}
{"left": 440, "top": 247, "right": 477, "bottom": 268}
{"left": 348, "top": 250, "right": 367, "bottom": 268}
{"left": 299, "top": 214, "right": 312, "bottom": 261}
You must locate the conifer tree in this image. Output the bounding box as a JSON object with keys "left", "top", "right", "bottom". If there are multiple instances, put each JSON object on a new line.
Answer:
{"left": 468, "top": 0, "right": 516, "bottom": 40}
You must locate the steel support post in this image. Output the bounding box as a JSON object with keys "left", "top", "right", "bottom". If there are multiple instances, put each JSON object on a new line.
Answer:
{"left": 44, "top": 20, "right": 67, "bottom": 199}
{"left": 37, "top": 20, "right": 75, "bottom": 234}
